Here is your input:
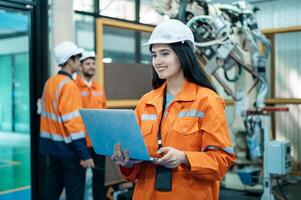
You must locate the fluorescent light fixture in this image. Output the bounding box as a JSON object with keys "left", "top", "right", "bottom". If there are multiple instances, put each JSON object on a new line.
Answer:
{"left": 103, "top": 57, "right": 112, "bottom": 63}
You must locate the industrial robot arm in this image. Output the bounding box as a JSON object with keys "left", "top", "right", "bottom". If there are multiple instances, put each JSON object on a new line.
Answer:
{"left": 152, "top": 0, "right": 271, "bottom": 109}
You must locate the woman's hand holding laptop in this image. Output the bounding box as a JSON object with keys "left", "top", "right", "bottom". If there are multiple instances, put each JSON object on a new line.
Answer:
{"left": 111, "top": 144, "right": 188, "bottom": 169}
{"left": 111, "top": 143, "right": 143, "bottom": 168}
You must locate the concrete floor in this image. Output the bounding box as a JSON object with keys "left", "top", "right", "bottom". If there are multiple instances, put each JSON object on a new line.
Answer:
{"left": 220, "top": 178, "right": 301, "bottom": 200}
{"left": 220, "top": 189, "right": 261, "bottom": 200}
{"left": 1, "top": 180, "right": 300, "bottom": 200}
{"left": 0, "top": 132, "right": 30, "bottom": 192}
{"left": 1, "top": 131, "right": 300, "bottom": 200}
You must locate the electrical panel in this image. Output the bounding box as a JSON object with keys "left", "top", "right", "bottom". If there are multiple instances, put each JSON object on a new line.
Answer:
{"left": 267, "top": 141, "right": 292, "bottom": 175}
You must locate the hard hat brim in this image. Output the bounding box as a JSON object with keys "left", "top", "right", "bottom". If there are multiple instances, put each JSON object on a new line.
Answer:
{"left": 143, "top": 39, "right": 196, "bottom": 51}
{"left": 79, "top": 50, "right": 96, "bottom": 62}
{"left": 80, "top": 56, "right": 96, "bottom": 62}
{"left": 75, "top": 48, "right": 84, "bottom": 55}
{"left": 143, "top": 39, "right": 179, "bottom": 47}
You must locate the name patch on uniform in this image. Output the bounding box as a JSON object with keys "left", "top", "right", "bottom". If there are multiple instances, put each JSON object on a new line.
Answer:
{"left": 141, "top": 114, "right": 157, "bottom": 121}
{"left": 80, "top": 91, "right": 89, "bottom": 96}
{"left": 92, "top": 91, "right": 103, "bottom": 96}
{"left": 178, "top": 109, "right": 204, "bottom": 118}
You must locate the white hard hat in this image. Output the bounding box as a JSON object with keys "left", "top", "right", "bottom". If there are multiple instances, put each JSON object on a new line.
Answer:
{"left": 143, "top": 19, "right": 195, "bottom": 50}
{"left": 54, "top": 41, "right": 83, "bottom": 65}
{"left": 80, "top": 50, "right": 96, "bottom": 62}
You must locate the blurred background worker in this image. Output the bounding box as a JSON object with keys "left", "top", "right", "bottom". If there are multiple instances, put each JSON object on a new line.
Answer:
{"left": 39, "top": 41, "right": 94, "bottom": 200}
{"left": 75, "top": 50, "right": 107, "bottom": 200}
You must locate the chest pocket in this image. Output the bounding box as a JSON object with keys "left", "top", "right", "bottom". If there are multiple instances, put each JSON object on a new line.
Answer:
{"left": 173, "top": 117, "right": 199, "bottom": 135}
{"left": 140, "top": 121, "right": 154, "bottom": 137}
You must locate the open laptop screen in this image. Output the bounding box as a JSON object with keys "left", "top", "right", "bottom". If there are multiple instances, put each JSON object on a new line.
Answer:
{"left": 79, "top": 109, "right": 155, "bottom": 161}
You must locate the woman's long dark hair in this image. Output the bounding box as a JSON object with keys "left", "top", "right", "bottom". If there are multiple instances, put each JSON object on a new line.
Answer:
{"left": 151, "top": 42, "right": 216, "bottom": 93}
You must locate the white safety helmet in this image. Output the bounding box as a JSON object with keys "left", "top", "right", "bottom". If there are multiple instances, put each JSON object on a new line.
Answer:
{"left": 54, "top": 41, "right": 83, "bottom": 65}
{"left": 143, "top": 19, "right": 195, "bottom": 50}
{"left": 80, "top": 50, "right": 96, "bottom": 62}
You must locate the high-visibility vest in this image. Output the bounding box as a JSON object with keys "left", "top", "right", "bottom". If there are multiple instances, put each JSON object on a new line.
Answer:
{"left": 120, "top": 80, "right": 236, "bottom": 200}
{"left": 40, "top": 71, "right": 90, "bottom": 160}
{"left": 74, "top": 75, "right": 107, "bottom": 147}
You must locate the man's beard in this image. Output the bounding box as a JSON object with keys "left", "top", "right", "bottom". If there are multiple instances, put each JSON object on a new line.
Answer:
{"left": 82, "top": 70, "right": 95, "bottom": 78}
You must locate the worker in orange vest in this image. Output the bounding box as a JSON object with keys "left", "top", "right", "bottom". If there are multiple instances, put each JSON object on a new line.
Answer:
{"left": 74, "top": 50, "right": 107, "bottom": 200}
{"left": 111, "top": 19, "right": 236, "bottom": 200}
{"left": 40, "top": 41, "right": 94, "bottom": 200}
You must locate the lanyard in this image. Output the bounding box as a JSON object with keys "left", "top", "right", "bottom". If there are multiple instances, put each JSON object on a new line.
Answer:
{"left": 155, "top": 89, "right": 173, "bottom": 192}
{"left": 157, "top": 89, "right": 167, "bottom": 150}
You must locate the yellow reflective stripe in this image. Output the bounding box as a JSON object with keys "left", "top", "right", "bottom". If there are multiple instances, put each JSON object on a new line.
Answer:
{"left": 40, "top": 131, "right": 86, "bottom": 143}
{"left": 178, "top": 110, "right": 204, "bottom": 118}
{"left": 53, "top": 78, "right": 71, "bottom": 111}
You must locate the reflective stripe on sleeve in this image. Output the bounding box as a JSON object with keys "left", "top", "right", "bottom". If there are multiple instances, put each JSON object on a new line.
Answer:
{"left": 178, "top": 110, "right": 204, "bottom": 118}
{"left": 53, "top": 78, "right": 71, "bottom": 111}
{"left": 41, "top": 111, "right": 62, "bottom": 123}
{"left": 61, "top": 110, "right": 80, "bottom": 122}
{"left": 41, "top": 110, "right": 80, "bottom": 123}
{"left": 204, "top": 145, "right": 235, "bottom": 154}
{"left": 141, "top": 114, "right": 157, "bottom": 121}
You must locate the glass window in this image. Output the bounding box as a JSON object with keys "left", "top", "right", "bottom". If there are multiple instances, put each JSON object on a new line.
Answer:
{"left": 275, "top": 31, "right": 301, "bottom": 98}
{"left": 139, "top": 0, "right": 168, "bottom": 25}
{"left": 99, "top": 0, "right": 135, "bottom": 21}
{"left": 271, "top": 32, "right": 301, "bottom": 170}
{"left": 0, "top": 53, "right": 30, "bottom": 132}
{"left": 0, "top": 8, "right": 31, "bottom": 195}
{"left": 75, "top": 14, "right": 95, "bottom": 50}
{"left": 0, "top": 55, "right": 12, "bottom": 131}
{"left": 73, "top": 0, "right": 94, "bottom": 12}
{"left": 103, "top": 26, "right": 136, "bottom": 63}
{"left": 14, "top": 54, "right": 30, "bottom": 132}
{"left": 10, "top": 0, "right": 33, "bottom": 2}
{"left": 140, "top": 31, "right": 152, "bottom": 64}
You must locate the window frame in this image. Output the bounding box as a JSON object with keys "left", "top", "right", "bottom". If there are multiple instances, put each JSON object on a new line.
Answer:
{"left": 96, "top": 18, "right": 153, "bottom": 108}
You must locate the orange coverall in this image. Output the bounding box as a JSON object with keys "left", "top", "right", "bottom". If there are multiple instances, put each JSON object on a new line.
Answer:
{"left": 74, "top": 75, "right": 107, "bottom": 147}
{"left": 40, "top": 72, "right": 90, "bottom": 159}
{"left": 120, "top": 80, "right": 236, "bottom": 200}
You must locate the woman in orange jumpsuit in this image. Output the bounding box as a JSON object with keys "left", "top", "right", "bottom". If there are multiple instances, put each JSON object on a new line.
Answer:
{"left": 112, "top": 19, "right": 236, "bottom": 200}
